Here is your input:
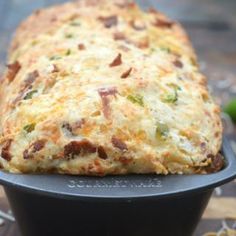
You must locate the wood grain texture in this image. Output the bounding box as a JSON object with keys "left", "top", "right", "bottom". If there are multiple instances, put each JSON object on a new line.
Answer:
{"left": 203, "top": 197, "right": 236, "bottom": 219}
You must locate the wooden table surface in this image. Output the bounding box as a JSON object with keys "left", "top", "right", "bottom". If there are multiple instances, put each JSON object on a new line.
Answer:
{"left": 0, "top": 0, "right": 236, "bottom": 235}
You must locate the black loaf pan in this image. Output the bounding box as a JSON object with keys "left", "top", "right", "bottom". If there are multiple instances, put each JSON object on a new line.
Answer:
{"left": 0, "top": 137, "right": 235, "bottom": 236}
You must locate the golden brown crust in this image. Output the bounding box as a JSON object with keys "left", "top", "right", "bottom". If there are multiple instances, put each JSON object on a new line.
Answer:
{"left": 0, "top": 0, "right": 222, "bottom": 175}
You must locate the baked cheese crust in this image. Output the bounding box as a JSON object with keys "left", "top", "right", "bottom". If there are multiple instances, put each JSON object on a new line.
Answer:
{"left": 0, "top": 0, "right": 223, "bottom": 175}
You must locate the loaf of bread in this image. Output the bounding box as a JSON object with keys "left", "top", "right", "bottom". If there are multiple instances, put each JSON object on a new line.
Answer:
{"left": 0, "top": 0, "right": 223, "bottom": 175}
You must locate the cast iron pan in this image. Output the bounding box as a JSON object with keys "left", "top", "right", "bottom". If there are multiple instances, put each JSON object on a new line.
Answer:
{"left": 0, "top": 136, "right": 235, "bottom": 200}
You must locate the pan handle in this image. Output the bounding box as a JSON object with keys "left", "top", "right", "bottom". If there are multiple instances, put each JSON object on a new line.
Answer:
{"left": 222, "top": 136, "right": 236, "bottom": 178}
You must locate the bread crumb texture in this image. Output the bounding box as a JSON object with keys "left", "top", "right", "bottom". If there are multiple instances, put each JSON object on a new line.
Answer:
{"left": 0, "top": 0, "right": 223, "bottom": 175}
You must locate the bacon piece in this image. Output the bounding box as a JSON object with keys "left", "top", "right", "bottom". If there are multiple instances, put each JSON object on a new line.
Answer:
{"left": 113, "top": 32, "right": 126, "bottom": 41}
{"left": 34, "top": 9, "right": 41, "bottom": 16}
{"left": 78, "top": 43, "right": 86, "bottom": 50}
{"left": 64, "top": 140, "right": 96, "bottom": 158}
{"left": 23, "top": 140, "right": 46, "bottom": 159}
{"left": 98, "top": 15, "right": 118, "bottom": 28}
{"left": 62, "top": 119, "right": 85, "bottom": 135}
{"left": 173, "top": 59, "right": 183, "bottom": 68}
{"left": 33, "top": 140, "right": 46, "bottom": 152}
{"left": 109, "top": 53, "right": 122, "bottom": 67}
{"left": 6, "top": 61, "right": 21, "bottom": 82}
{"left": 98, "top": 87, "right": 118, "bottom": 119}
{"left": 153, "top": 18, "right": 174, "bottom": 28}
{"left": 13, "top": 89, "right": 29, "bottom": 105}
{"left": 121, "top": 67, "right": 132, "bottom": 79}
{"left": 206, "top": 153, "right": 224, "bottom": 173}
{"left": 13, "top": 70, "right": 39, "bottom": 105}
{"left": 97, "top": 146, "right": 108, "bottom": 160}
{"left": 130, "top": 20, "right": 146, "bottom": 31}
{"left": 98, "top": 87, "right": 118, "bottom": 97}
{"left": 99, "top": 94, "right": 110, "bottom": 119}
{"left": 111, "top": 136, "right": 128, "bottom": 151}
{"left": 64, "top": 140, "right": 107, "bottom": 160}
{"left": 1, "top": 139, "right": 12, "bottom": 161}
{"left": 24, "top": 70, "right": 39, "bottom": 86}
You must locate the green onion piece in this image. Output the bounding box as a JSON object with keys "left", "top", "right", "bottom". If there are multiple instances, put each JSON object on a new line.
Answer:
{"left": 70, "top": 21, "right": 81, "bottom": 26}
{"left": 163, "top": 84, "right": 179, "bottom": 104}
{"left": 24, "top": 90, "right": 37, "bottom": 100}
{"left": 65, "top": 33, "right": 74, "bottom": 38}
{"left": 163, "top": 91, "right": 178, "bottom": 103}
{"left": 127, "top": 94, "right": 144, "bottom": 106}
{"left": 160, "top": 46, "right": 171, "bottom": 53}
{"left": 156, "top": 122, "right": 169, "bottom": 138}
{"left": 49, "top": 55, "right": 62, "bottom": 61}
{"left": 150, "top": 48, "right": 156, "bottom": 53}
{"left": 23, "top": 123, "right": 36, "bottom": 133}
{"left": 167, "top": 83, "right": 182, "bottom": 91}
{"left": 31, "top": 40, "right": 38, "bottom": 46}
{"left": 65, "top": 49, "right": 71, "bottom": 56}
